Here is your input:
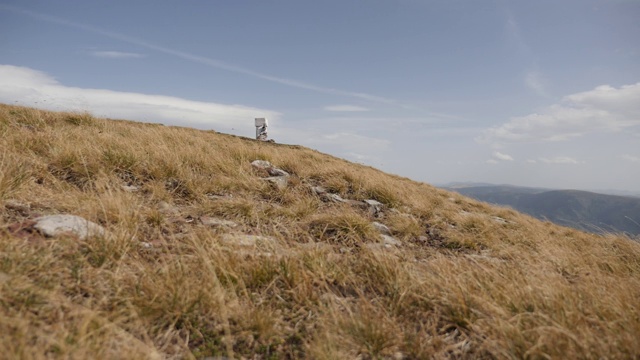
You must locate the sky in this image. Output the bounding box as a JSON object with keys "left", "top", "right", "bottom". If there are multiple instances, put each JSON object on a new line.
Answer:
{"left": 1, "top": 0, "right": 639, "bottom": 193}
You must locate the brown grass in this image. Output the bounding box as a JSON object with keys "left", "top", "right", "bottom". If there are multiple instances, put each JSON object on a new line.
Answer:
{"left": 1, "top": 103, "right": 640, "bottom": 359}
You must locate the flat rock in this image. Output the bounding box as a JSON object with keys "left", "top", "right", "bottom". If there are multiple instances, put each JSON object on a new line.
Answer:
{"left": 321, "top": 193, "right": 347, "bottom": 203}
{"left": 200, "top": 216, "right": 238, "bottom": 228}
{"left": 251, "top": 160, "right": 272, "bottom": 170}
{"left": 311, "top": 186, "right": 327, "bottom": 195}
{"left": 372, "top": 221, "right": 392, "bottom": 235}
{"left": 121, "top": 184, "right": 140, "bottom": 192}
{"left": 492, "top": 216, "right": 510, "bottom": 225}
{"left": 263, "top": 176, "right": 288, "bottom": 190}
{"left": 268, "top": 168, "right": 289, "bottom": 177}
{"left": 364, "top": 199, "right": 384, "bottom": 216}
{"left": 364, "top": 199, "right": 384, "bottom": 207}
{"left": 251, "top": 160, "right": 290, "bottom": 177}
{"left": 380, "top": 234, "right": 401, "bottom": 246}
{"left": 33, "top": 214, "right": 106, "bottom": 240}
{"left": 220, "top": 234, "right": 277, "bottom": 247}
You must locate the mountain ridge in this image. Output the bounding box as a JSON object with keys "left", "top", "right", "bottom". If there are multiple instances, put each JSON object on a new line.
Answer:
{"left": 443, "top": 184, "right": 640, "bottom": 236}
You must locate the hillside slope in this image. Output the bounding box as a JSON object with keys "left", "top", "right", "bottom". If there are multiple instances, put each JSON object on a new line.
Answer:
{"left": 447, "top": 185, "right": 640, "bottom": 236}
{"left": 1, "top": 104, "right": 640, "bottom": 359}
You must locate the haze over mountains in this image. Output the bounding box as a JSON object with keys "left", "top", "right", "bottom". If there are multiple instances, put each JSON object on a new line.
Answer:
{"left": 442, "top": 183, "right": 640, "bottom": 237}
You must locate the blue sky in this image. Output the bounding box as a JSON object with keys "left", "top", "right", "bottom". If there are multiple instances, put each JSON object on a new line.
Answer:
{"left": 1, "top": 0, "right": 639, "bottom": 192}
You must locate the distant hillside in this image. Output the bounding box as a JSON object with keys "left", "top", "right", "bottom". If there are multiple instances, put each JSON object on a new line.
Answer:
{"left": 445, "top": 185, "right": 640, "bottom": 236}
{"left": 2, "top": 104, "right": 640, "bottom": 359}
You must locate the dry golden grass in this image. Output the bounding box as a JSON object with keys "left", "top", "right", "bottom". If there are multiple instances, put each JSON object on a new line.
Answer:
{"left": 1, "top": 103, "right": 639, "bottom": 359}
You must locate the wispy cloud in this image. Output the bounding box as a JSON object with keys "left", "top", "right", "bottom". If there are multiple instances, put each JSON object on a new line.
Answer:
{"left": 91, "top": 50, "right": 144, "bottom": 59}
{"left": 324, "top": 105, "right": 369, "bottom": 112}
{"left": 0, "top": 65, "right": 278, "bottom": 133}
{"left": 502, "top": 6, "right": 550, "bottom": 96}
{"left": 486, "top": 159, "right": 499, "bottom": 165}
{"left": 479, "top": 82, "right": 640, "bottom": 144}
{"left": 0, "top": 4, "right": 397, "bottom": 105}
{"left": 525, "top": 70, "right": 548, "bottom": 96}
{"left": 622, "top": 154, "right": 640, "bottom": 163}
{"left": 539, "top": 157, "right": 582, "bottom": 164}
{"left": 492, "top": 151, "right": 514, "bottom": 161}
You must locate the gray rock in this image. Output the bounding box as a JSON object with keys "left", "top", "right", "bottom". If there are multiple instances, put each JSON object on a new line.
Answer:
{"left": 380, "top": 234, "right": 401, "bottom": 246}
{"left": 121, "top": 185, "right": 140, "bottom": 192}
{"left": 364, "top": 199, "right": 384, "bottom": 207}
{"left": 311, "top": 186, "right": 327, "bottom": 195}
{"left": 322, "top": 193, "right": 346, "bottom": 203}
{"left": 251, "top": 160, "right": 272, "bottom": 170}
{"left": 372, "top": 221, "right": 391, "bottom": 235}
{"left": 268, "top": 167, "right": 289, "bottom": 177}
{"left": 263, "top": 176, "right": 288, "bottom": 190}
{"left": 200, "top": 216, "right": 238, "bottom": 228}
{"left": 251, "top": 160, "right": 289, "bottom": 177}
{"left": 364, "top": 199, "right": 384, "bottom": 216}
{"left": 492, "top": 216, "right": 509, "bottom": 225}
{"left": 33, "top": 214, "right": 106, "bottom": 240}
{"left": 206, "top": 193, "right": 233, "bottom": 200}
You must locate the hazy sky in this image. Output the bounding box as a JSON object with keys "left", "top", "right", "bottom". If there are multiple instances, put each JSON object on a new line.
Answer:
{"left": 1, "top": 1, "right": 639, "bottom": 192}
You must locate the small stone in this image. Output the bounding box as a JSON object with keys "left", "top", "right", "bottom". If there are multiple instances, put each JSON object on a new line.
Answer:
{"left": 207, "top": 193, "right": 232, "bottom": 200}
{"left": 311, "top": 186, "right": 327, "bottom": 195}
{"left": 121, "top": 184, "right": 140, "bottom": 192}
{"left": 364, "top": 199, "right": 384, "bottom": 207}
{"left": 268, "top": 167, "right": 289, "bottom": 177}
{"left": 372, "top": 221, "right": 391, "bottom": 235}
{"left": 321, "top": 193, "right": 346, "bottom": 203}
{"left": 364, "top": 199, "right": 384, "bottom": 216}
{"left": 492, "top": 216, "right": 509, "bottom": 225}
{"left": 380, "top": 234, "right": 401, "bottom": 246}
{"left": 251, "top": 160, "right": 289, "bottom": 177}
{"left": 263, "top": 176, "right": 288, "bottom": 190}
{"left": 251, "top": 160, "right": 273, "bottom": 170}
{"left": 33, "top": 214, "right": 106, "bottom": 240}
{"left": 200, "top": 216, "right": 238, "bottom": 228}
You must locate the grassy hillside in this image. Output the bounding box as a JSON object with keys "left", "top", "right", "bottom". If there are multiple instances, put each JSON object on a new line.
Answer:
{"left": 1, "top": 104, "right": 640, "bottom": 359}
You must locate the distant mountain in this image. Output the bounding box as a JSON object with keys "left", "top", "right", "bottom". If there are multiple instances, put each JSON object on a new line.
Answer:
{"left": 443, "top": 185, "right": 640, "bottom": 236}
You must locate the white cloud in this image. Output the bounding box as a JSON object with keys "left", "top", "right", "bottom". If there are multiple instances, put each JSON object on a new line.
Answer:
{"left": 480, "top": 82, "right": 640, "bottom": 144}
{"left": 0, "top": 65, "right": 279, "bottom": 133}
{"left": 486, "top": 159, "right": 499, "bottom": 164}
{"left": 539, "top": 157, "right": 582, "bottom": 164}
{"left": 622, "top": 154, "right": 640, "bottom": 163}
{"left": 527, "top": 159, "right": 538, "bottom": 164}
{"left": 324, "top": 105, "right": 369, "bottom": 112}
{"left": 492, "top": 151, "right": 514, "bottom": 161}
{"left": 91, "top": 50, "right": 144, "bottom": 59}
